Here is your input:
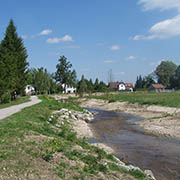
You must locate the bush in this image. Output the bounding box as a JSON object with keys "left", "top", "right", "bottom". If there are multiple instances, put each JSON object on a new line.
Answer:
{"left": 1, "top": 92, "right": 11, "bottom": 104}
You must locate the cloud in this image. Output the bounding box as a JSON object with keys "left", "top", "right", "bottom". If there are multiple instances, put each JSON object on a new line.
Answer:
{"left": 138, "top": 0, "right": 180, "bottom": 11}
{"left": 134, "top": 0, "right": 180, "bottom": 40}
{"left": 127, "top": 56, "right": 136, "bottom": 60}
{"left": 111, "top": 45, "right": 120, "bottom": 51}
{"left": 39, "top": 29, "right": 52, "bottom": 36}
{"left": 132, "top": 35, "right": 144, "bottom": 40}
{"left": 104, "top": 60, "right": 115, "bottom": 63}
{"left": 150, "top": 60, "right": 162, "bottom": 66}
{"left": 47, "top": 35, "right": 73, "bottom": 44}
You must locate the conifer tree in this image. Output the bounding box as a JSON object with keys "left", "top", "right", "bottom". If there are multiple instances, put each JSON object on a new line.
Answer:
{"left": 0, "top": 19, "right": 28, "bottom": 97}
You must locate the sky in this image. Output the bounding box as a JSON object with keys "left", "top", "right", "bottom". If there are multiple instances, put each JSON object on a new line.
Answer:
{"left": 0, "top": 0, "right": 180, "bottom": 84}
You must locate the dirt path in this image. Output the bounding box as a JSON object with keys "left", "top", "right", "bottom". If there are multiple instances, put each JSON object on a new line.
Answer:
{"left": 0, "top": 96, "right": 41, "bottom": 120}
{"left": 79, "top": 98, "right": 180, "bottom": 139}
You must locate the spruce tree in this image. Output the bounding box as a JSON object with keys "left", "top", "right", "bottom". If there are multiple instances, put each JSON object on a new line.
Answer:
{"left": 0, "top": 19, "right": 28, "bottom": 97}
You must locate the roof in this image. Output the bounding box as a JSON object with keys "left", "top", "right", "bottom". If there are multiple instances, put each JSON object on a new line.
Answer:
{"left": 108, "top": 82, "right": 120, "bottom": 89}
{"left": 125, "top": 83, "right": 133, "bottom": 87}
{"left": 151, "top": 84, "right": 165, "bottom": 89}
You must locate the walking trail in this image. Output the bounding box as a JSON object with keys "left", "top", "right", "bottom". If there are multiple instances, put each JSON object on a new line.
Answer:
{"left": 0, "top": 96, "right": 41, "bottom": 120}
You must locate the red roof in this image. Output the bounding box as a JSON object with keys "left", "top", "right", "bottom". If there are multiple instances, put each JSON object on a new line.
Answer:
{"left": 125, "top": 83, "right": 133, "bottom": 87}
{"left": 151, "top": 84, "right": 165, "bottom": 89}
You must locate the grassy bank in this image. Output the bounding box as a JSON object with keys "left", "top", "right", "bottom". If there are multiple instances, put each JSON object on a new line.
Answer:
{"left": 87, "top": 92, "right": 180, "bottom": 108}
{"left": 0, "top": 96, "right": 30, "bottom": 109}
{"left": 0, "top": 95, "right": 146, "bottom": 180}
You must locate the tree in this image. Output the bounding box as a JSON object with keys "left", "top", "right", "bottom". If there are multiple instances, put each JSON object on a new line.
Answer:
{"left": 171, "top": 65, "right": 180, "bottom": 89}
{"left": 98, "top": 81, "right": 107, "bottom": 92}
{"left": 28, "top": 67, "right": 54, "bottom": 94}
{"left": 135, "top": 75, "right": 143, "bottom": 89}
{"left": 0, "top": 19, "right": 28, "bottom": 97}
{"left": 77, "top": 75, "right": 87, "bottom": 96}
{"left": 55, "top": 56, "right": 77, "bottom": 92}
{"left": 94, "top": 78, "right": 99, "bottom": 92}
{"left": 143, "top": 75, "right": 155, "bottom": 88}
{"left": 155, "top": 61, "right": 177, "bottom": 88}
{"left": 87, "top": 79, "right": 94, "bottom": 93}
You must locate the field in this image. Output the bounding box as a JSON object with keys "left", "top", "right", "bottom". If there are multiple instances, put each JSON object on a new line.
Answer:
{"left": 0, "top": 96, "right": 146, "bottom": 180}
{"left": 88, "top": 92, "right": 180, "bottom": 108}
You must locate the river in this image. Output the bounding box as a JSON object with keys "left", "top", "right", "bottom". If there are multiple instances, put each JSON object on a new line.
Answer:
{"left": 87, "top": 108, "right": 180, "bottom": 180}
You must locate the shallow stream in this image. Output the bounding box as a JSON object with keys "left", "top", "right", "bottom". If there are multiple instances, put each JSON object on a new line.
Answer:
{"left": 87, "top": 108, "right": 180, "bottom": 180}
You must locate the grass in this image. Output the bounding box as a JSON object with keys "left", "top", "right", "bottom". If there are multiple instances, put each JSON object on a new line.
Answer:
{"left": 0, "top": 95, "right": 147, "bottom": 180}
{"left": 0, "top": 96, "right": 30, "bottom": 109}
{"left": 87, "top": 91, "right": 180, "bottom": 108}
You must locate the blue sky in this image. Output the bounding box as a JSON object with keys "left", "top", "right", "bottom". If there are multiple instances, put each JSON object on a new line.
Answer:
{"left": 1, "top": 0, "right": 180, "bottom": 83}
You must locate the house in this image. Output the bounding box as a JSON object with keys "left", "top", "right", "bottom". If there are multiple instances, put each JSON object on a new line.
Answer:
{"left": 25, "top": 85, "right": 35, "bottom": 95}
{"left": 109, "top": 81, "right": 133, "bottom": 91}
{"left": 118, "top": 82, "right": 126, "bottom": 91}
{"left": 108, "top": 82, "right": 120, "bottom": 91}
{"left": 149, "top": 84, "right": 165, "bottom": 92}
{"left": 125, "top": 83, "right": 134, "bottom": 92}
{"left": 62, "top": 84, "right": 76, "bottom": 94}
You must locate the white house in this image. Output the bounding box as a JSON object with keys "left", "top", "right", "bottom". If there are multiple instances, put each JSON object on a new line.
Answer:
{"left": 118, "top": 82, "right": 126, "bottom": 91}
{"left": 62, "top": 84, "right": 76, "bottom": 94}
{"left": 25, "top": 85, "right": 35, "bottom": 95}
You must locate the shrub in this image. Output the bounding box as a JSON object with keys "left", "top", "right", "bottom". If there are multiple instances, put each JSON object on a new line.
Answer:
{"left": 1, "top": 92, "right": 11, "bottom": 104}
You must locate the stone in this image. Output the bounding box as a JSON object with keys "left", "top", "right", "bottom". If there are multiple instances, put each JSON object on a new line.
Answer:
{"left": 144, "top": 170, "right": 156, "bottom": 180}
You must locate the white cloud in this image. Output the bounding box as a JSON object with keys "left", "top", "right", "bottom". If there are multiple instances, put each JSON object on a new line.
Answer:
{"left": 150, "top": 60, "right": 162, "bottom": 66}
{"left": 111, "top": 45, "right": 120, "bottom": 51}
{"left": 47, "top": 35, "right": 73, "bottom": 44}
{"left": 132, "top": 35, "right": 144, "bottom": 40}
{"left": 104, "top": 60, "right": 114, "bottom": 63}
{"left": 134, "top": 0, "right": 180, "bottom": 40}
{"left": 39, "top": 29, "right": 52, "bottom": 36}
{"left": 61, "top": 35, "right": 73, "bottom": 41}
{"left": 127, "top": 56, "right": 136, "bottom": 60}
{"left": 138, "top": 0, "right": 180, "bottom": 11}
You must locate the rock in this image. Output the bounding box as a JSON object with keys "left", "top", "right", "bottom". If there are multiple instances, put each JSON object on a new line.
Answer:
{"left": 71, "top": 114, "right": 77, "bottom": 120}
{"left": 144, "top": 170, "right": 156, "bottom": 180}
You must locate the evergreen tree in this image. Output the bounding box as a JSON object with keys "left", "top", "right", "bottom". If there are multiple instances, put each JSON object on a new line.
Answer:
{"left": 55, "top": 56, "right": 77, "bottom": 92}
{"left": 94, "top": 78, "right": 99, "bottom": 92}
{"left": 77, "top": 75, "right": 87, "bottom": 96}
{"left": 0, "top": 19, "right": 28, "bottom": 97}
{"left": 88, "top": 78, "right": 94, "bottom": 93}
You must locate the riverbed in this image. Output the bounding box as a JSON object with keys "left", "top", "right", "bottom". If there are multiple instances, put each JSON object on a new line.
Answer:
{"left": 87, "top": 108, "right": 180, "bottom": 180}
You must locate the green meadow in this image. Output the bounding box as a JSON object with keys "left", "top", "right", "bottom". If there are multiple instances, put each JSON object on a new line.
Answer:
{"left": 88, "top": 92, "right": 180, "bottom": 107}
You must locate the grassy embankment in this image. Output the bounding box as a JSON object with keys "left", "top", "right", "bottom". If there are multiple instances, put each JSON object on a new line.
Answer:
{"left": 87, "top": 92, "right": 180, "bottom": 108}
{"left": 0, "top": 96, "right": 30, "bottom": 109}
{"left": 0, "top": 96, "right": 146, "bottom": 180}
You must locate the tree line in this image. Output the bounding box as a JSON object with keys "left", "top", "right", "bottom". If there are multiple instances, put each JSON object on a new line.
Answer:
{"left": 0, "top": 19, "right": 108, "bottom": 104}
{"left": 135, "top": 60, "right": 180, "bottom": 90}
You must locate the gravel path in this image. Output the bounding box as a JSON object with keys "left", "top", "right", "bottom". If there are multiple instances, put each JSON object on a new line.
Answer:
{"left": 0, "top": 96, "right": 41, "bottom": 120}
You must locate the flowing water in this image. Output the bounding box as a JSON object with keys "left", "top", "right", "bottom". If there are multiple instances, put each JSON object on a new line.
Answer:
{"left": 87, "top": 108, "right": 180, "bottom": 180}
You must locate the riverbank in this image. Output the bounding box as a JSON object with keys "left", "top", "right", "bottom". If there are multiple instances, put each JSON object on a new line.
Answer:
{"left": 79, "top": 98, "right": 180, "bottom": 139}
{"left": 0, "top": 96, "right": 150, "bottom": 180}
